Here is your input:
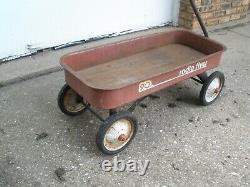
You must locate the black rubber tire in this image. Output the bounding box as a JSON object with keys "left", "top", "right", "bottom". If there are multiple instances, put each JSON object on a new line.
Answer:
{"left": 57, "top": 84, "right": 86, "bottom": 116}
{"left": 96, "top": 111, "right": 137, "bottom": 155}
{"left": 200, "top": 71, "right": 225, "bottom": 106}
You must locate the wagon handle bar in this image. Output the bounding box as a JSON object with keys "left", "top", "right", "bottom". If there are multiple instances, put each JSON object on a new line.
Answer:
{"left": 189, "top": 0, "right": 209, "bottom": 38}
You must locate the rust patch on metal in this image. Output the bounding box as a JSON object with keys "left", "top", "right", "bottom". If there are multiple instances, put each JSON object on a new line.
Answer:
{"left": 118, "top": 134, "right": 127, "bottom": 142}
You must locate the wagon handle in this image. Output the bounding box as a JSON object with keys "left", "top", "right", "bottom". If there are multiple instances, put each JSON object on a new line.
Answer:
{"left": 189, "top": 0, "right": 209, "bottom": 38}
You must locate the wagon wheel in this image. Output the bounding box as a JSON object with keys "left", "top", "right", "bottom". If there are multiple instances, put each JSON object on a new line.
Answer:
{"left": 199, "top": 71, "right": 225, "bottom": 106}
{"left": 96, "top": 111, "right": 137, "bottom": 155}
{"left": 57, "top": 84, "right": 87, "bottom": 116}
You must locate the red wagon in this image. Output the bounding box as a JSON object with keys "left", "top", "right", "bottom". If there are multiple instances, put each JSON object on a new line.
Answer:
{"left": 58, "top": 29, "right": 225, "bottom": 154}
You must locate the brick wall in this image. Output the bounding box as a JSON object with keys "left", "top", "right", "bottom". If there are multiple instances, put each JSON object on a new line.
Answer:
{"left": 179, "top": 0, "right": 249, "bottom": 29}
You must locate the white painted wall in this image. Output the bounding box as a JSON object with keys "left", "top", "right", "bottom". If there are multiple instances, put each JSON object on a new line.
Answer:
{"left": 0, "top": 0, "right": 180, "bottom": 60}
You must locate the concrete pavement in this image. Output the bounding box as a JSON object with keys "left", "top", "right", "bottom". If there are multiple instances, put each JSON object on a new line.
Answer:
{"left": 1, "top": 21, "right": 250, "bottom": 187}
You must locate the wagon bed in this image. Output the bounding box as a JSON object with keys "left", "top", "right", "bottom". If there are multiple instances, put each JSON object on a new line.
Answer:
{"left": 61, "top": 30, "right": 224, "bottom": 109}
{"left": 75, "top": 44, "right": 205, "bottom": 90}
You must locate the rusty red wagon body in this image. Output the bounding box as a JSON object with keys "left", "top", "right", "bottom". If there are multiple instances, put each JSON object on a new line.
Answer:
{"left": 60, "top": 30, "right": 225, "bottom": 109}
{"left": 58, "top": 29, "right": 225, "bottom": 155}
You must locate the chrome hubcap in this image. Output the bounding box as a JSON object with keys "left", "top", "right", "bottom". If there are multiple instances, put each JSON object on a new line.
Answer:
{"left": 205, "top": 77, "right": 221, "bottom": 103}
{"left": 104, "top": 119, "right": 134, "bottom": 151}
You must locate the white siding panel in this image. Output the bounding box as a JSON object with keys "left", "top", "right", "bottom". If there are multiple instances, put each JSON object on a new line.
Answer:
{"left": 0, "top": 0, "right": 179, "bottom": 60}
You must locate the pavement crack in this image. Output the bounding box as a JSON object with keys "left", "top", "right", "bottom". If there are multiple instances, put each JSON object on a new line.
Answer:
{"left": 36, "top": 132, "right": 48, "bottom": 141}
{"left": 55, "top": 167, "right": 67, "bottom": 182}
{"left": 228, "top": 29, "right": 250, "bottom": 39}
